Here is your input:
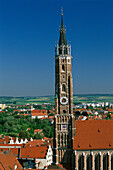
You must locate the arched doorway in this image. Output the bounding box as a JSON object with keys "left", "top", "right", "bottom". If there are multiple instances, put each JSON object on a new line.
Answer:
{"left": 87, "top": 154, "right": 92, "bottom": 170}
{"left": 78, "top": 154, "right": 84, "bottom": 170}
{"left": 95, "top": 154, "right": 100, "bottom": 170}
{"left": 103, "top": 153, "right": 108, "bottom": 170}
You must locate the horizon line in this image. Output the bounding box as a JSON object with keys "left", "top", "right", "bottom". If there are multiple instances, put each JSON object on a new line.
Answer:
{"left": 0, "top": 93, "right": 113, "bottom": 98}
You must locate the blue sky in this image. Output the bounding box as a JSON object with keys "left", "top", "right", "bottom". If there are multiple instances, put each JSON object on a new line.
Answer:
{"left": 0, "top": 0, "right": 113, "bottom": 96}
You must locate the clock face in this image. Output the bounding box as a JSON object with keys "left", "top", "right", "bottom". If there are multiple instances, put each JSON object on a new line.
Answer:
{"left": 60, "top": 97, "right": 68, "bottom": 105}
{"left": 61, "top": 124, "right": 67, "bottom": 131}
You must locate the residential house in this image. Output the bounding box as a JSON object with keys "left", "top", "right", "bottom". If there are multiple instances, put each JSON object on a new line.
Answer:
{"left": 31, "top": 110, "right": 48, "bottom": 119}
{"left": 19, "top": 145, "right": 53, "bottom": 169}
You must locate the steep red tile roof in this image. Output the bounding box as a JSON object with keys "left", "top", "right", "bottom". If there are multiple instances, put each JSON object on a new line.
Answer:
{"left": 48, "top": 116, "right": 55, "bottom": 119}
{"left": 31, "top": 109, "right": 47, "bottom": 116}
{"left": 0, "top": 151, "right": 22, "bottom": 169}
{"left": 0, "top": 111, "right": 5, "bottom": 113}
{"left": 27, "top": 139, "right": 44, "bottom": 146}
{"left": 34, "top": 129, "right": 43, "bottom": 133}
{"left": 14, "top": 110, "right": 21, "bottom": 112}
{"left": 0, "top": 148, "right": 19, "bottom": 157}
{"left": 18, "top": 113, "right": 30, "bottom": 116}
{"left": 41, "top": 117, "right": 48, "bottom": 120}
{"left": 106, "top": 108, "right": 113, "bottom": 112}
{"left": 20, "top": 145, "right": 48, "bottom": 158}
{"left": 73, "top": 120, "right": 113, "bottom": 150}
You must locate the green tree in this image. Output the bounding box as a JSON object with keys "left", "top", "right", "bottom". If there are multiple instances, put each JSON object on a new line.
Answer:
{"left": 34, "top": 133, "right": 44, "bottom": 139}
{"left": 29, "top": 127, "right": 34, "bottom": 134}
{"left": 8, "top": 132, "right": 18, "bottom": 137}
{"left": 106, "top": 113, "right": 111, "bottom": 120}
{"left": 19, "top": 130, "right": 30, "bottom": 139}
{"left": 0, "top": 124, "right": 3, "bottom": 133}
{"left": 43, "top": 126, "right": 52, "bottom": 138}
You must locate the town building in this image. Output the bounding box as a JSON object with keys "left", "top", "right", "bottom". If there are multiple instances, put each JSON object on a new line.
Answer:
{"left": 19, "top": 145, "right": 53, "bottom": 169}
{"left": 73, "top": 120, "right": 113, "bottom": 170}
{"left": 31, "top": 109, "right": 48, "bottom": 119}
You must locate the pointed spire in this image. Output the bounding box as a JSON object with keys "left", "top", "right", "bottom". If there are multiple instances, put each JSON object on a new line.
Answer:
{"left": 59, "top": 8, "right": 67, "bottom": 46}
{"left": 61, "top": 8, "right": 64, "bottom": 28}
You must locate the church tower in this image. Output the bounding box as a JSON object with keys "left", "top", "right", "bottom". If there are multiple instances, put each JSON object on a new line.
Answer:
{"left": 53, "top": 10, "right": 75, "bottom": 170}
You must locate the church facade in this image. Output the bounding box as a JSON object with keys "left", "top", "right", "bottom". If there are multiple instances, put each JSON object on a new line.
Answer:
{"left": 73, "top": 120, "right": 113, "bottom": 170}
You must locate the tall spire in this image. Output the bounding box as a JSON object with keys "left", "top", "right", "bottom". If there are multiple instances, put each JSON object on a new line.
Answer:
{"left": 61, "top": 8, "right": 64, "bottom": 28}
{"left": 59, "top": 8, "right": 67, "bottom": 46}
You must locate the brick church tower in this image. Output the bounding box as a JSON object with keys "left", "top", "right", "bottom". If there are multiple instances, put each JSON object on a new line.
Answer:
{"left": 53, "top": 10, "right": 75, "bottom": 170}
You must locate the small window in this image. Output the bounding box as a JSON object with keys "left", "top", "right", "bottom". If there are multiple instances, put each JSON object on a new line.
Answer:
{"left": 62, "top": 75, "right": 65, "bottom": 79}
{"left": 62, "top": 65, "right": 65, "bottom": 71}
{"left": 63, "top": 110, "right": 66, "bottom": 114}
{"left": 62, "top": 84, "right": 66, "bottom": 92}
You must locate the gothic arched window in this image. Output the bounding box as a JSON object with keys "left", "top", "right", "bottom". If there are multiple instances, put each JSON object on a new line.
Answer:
{"left": 62, "top": 84, "right": 66, "bottom": 92}
{"left": 62, "top": 65, "right": 65, "bottom": 71}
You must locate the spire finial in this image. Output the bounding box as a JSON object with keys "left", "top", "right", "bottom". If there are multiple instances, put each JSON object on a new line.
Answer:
{"left": 61, "top": 7, "right": 63, "bottom": 16}
{"left": 61, "top": 8, "right": 64, "bottom": 28}
{"left": 59, "top": 8, "right": 67, "bottom": 46}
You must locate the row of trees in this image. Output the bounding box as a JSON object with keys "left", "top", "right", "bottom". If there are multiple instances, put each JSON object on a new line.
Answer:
{"left": 0, "top": 112, "right": 53, "bottom": 139}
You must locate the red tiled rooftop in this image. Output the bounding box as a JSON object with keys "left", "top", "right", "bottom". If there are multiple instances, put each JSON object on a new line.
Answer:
{"left": 20, "top": 145, "right": 48, "bottom": 158}
{"left": 73, "top": 120, "right": 113, "bottom": 150}
{"left": 41, "top": 117, "right": 48, "bottom": 120}
{"left": 0, "top": 148, "right": 19, "bottom": 155}
{"left": 0, "top": 151, "right": 22, "bottom": 169}
{"left": 31, "top": 109, "right": 47, "bottom": 116}
{"left": 18, "top": 113, "right": 30, "bottom": 116}
{"left": 48, "top": 116, "right": 55, "bottom": 119}
{"left": 106, "top": 108, "right": 113, "bottom": 112}
{"left": 27, "top": 139, "right": 43, "bottom": 145}
{"left": 34, "top": 129, "right": 42, "bottom": 133}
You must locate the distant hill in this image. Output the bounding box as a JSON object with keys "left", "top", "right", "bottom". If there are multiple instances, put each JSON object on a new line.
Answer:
{"left": 0, "top": 94, "right": 113, "bottom": 105}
